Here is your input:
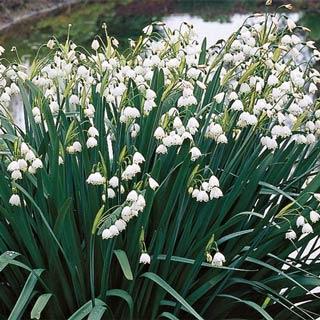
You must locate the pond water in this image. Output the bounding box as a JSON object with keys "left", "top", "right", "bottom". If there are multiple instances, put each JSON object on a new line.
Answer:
{"left": 0, "top": 0, "right": 319, "bottom": 125}
{"left": 1, "top": 0, "right": 319, "bottom": 62}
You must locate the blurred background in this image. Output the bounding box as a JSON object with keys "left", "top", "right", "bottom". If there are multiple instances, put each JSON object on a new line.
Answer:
{"left": 0, "top": 0, "right": 319, "bottom": 61}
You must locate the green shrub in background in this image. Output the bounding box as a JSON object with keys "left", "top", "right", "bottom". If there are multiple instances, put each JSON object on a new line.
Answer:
{"left": 0, "top": 4, "right": 320, "bottom": 319}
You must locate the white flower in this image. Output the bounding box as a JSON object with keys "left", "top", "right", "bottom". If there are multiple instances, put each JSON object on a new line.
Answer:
{"left": 109, "top": 176, "right": 119, "bottom": 188}
{"left": 210, "top": 187, "right": 223, "bottom": 199}
{"left": 69, "top": 94, "right": 80, "bottom": 106}
{"left": 73, "top": 141, "right": 82, "bottom": 153}
{"left": 285, "top": 230, "right": 297, "bottom": 240}
{"left": 287, "top": 18, "right": 296, "bottom": 31}
{"left": 107, "top": 188, "right": 116, "bottom": 199}
{"left": 173, "top": 117, "right": 183, "bottom": 129}
{"left": 87, "top": 172, "right": 106, "bottom": 185}
{"left": 191, "top": 189, "right": 200, "bottom": 198}
{"left": 122, "top": 164, "right": 140, "bottom": 180}
{"left": 49, "top": 101, "right": 59, "bottom": 114}
{"left": 302, "top": 223, "right": 313, "bottom": 234}
{"left": 309, "top": 83, "right": 317, "bottom": 94}
{"left": 144, "top": 99, "right": 156, "bottom": 114}
{"left": 32, "top": 158, "right": 43, "bottom": 169}
{"left": 146, "top": 89, "right": 156, "bottom": 100}
{"left": 133, "top": 152, "right": 145, "bottom": 164}
{"left": 121, "top": 107, "right": 140, "bottom": 122}
{"left": 127, "top": 190, "right": 138, "bottom": 202}
{"left": 267, "top": 74, "right": 278, "bottom": 86}
{"left": 121, "top": 206, "right": 132, "bottom": 222}
{"left": 21, "top": 143, "right": 30, "bottom": 155}
{"left": 237, "top": 112, "right": 257, "bottom": 127}
{"left": 154, "top": 127, "right": 166, "bottom": 140}
{"left": 109, "top": 225, "right": 120, "bottom": 237}
{"left": 25, "top": 150, "right": 36, "bottom": 161}
{"left": 11, "top": 170, "right": 22, "bottom": 180}
{"left": 18, "top": 159, "right": 28, "bottom": 172}
{"left": 314, "top": 193, "right": 320, "bottom": 202}
{"left": 77, "top": 66, "right": 89, "bottom": 78}
{"left": 102, "top": 228, "right": 112, "bottom": 239}
{"left": 9, "top": 194, "right": 21, "bottom": 206}
{"left": 217, "top": 134, "right": 228, "bottom": 144}
{"left": 231, "top": 100, "right": 243, "bottom": 111}
{"left": 196, "top": 190, "right": 209, "bottom": 202}
{"left": 86, "top": 137, "right": 98, "bottom": 148}
{"left": 296, "top": 216, "right": 305, "bottom": 227}
{"left": 88, "top": 126, "right": 99, "bottom": 137}
{"left": 115, "top": 219, "right": 127, "bottom": 232}
{"left": 149, "top": 177, "right": 159, "bottom": 190}
{"left": 91, "top": 39, "right": 100, "bottom": 50}
{"left": 7, "top": 161, "right": 19, "bottom": 172}
{"left": 139, "top": 252, "right": 151, "bottom": 264}
{"left": 209, "top": 175, "right": 219, "bottom": 188}
{"left": 156, "top": 144, "right": 168, "bottom": 154}
{"left": 212, "top": 252, "right": 226, "bottom": 266}
{"left": 58, "top": 156, "right": 64, "bottom": 165}
{"left": 28, "top": 166, "right": 37, "bottom": 174}
{"left": 310, "top": 210, "right": 320, "bottom": 223}
{"left": 261, "top": 136, "right": 278, "bottom": 150}
{"left": 187, "top": 117, "right": 199, "bottom": 134}
{"left": 214, "top": 92, "right": 225, "bottom": 104}
{"left": 47, "top": 39, "right": 55, "bottom": 49}
{"left": 190, "top": 147, "right": 201, "bottom": 161}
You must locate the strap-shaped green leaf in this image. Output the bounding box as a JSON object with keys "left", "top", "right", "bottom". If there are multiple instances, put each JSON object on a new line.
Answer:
{"left": 106, "top": 289, "right": 133, "bottom": 319}
{"left": 114, "top": 250, "right": 133, "bottom": 280}
{"left": 31, "top": 293, "right": 52, "bottom": 319}
{"left": 9, "top": 269, "right": 44, "bottom": 320}
{"left": 141, "top": 272, "right": 203, "bottom": 320}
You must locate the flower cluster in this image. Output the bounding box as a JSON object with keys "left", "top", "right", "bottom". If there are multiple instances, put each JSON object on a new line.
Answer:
{"left": 0, "top": 11, "right": 319, "bottom": 260}
{"left": 285, "top": 194, "right": 320, "bottom": 240}
{"left": 190, "top": 175, "right": 223, "bottom": 202}
{"left": 101, "top": 191, "right": 146, "bottom": 239}
{"left": 7, "top": 143, "right": 43, "bottom": 207}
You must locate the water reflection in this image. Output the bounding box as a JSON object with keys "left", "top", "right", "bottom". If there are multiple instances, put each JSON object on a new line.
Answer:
{"left": 0, "top": 1, "right": 318, "bottom": 125}
{"left": 0, "top": 1, "right": 319, "bottom": 61}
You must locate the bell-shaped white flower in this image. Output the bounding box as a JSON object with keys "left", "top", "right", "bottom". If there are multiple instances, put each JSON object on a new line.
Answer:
{"left": 115, "top": 219, "right": 127, "bottom": 232}
{"left": 109, "top": 176, "right": 119, "bottom": 188}
{"left": 212, "top": 252, "right": 226, "bottom": 266}
{"left": 133, "top": 152, "right": 145, "bottom": 164}
{"left": 107, "top": 188, "right": 116, "bottom": 199}
{"left": 32, "top": 158, "right": 43, "bottom": 169}
{"left": 72, "top": 141, "right": 82, "bottom": 153}
{"left": 86, "top": 137, "right": 98, "bottom": 149}
{"left": 7, "top": 161, "right": 19, "bottom": 172}
{"left": 91, "top": 39, "right": 100, "bottom": 51}
{"left": 102, "top": 228, "right": 112, "bottom": 239}
{"left": 190, "top": 147, "right": 201, "bottom": 161}
{"left": 296, "top": 216, "right": 305, "bottom": 227}
{"left": 214, "top": 92, "right": 225, "bottom": 104}
{"left": 210, "top": 187, "right": 223, "bottom": 199}
{"left": 310, "top": 211, "right": 320, "bottom": 223}
{"left": 88, "top": 126, "right": 99, "bottom": 137}
{"left": 9, "top": 194, "right": 21, "bottom": 207}
{"left": 87, "top": 172, "right": 106, "bottom": 185}
{"left": 149, "top": 177, "right": 159, "bottom": 190}
{"left": 285, "top": 230, "right": 296, "bottom": 240}
{"left": 302, "top": 223, "right": 313, "bottom": 234}
{"left": 139, "top": 252, "right": 151, "bottom": 264}
{"left": 11, "top": 170, "right": 22, "bottom": 180}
